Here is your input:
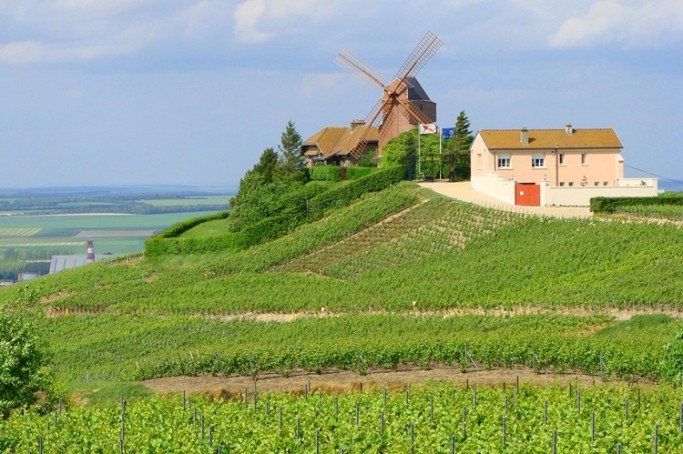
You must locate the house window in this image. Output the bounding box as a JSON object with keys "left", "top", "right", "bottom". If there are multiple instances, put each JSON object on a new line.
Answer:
{"left": 594, "top": 182, "right": 599, "bottom": 186}
{"left": 497, "top": 154, "right": 511, "bottom": 168}
{"left": 559, "top": 153, "right": 565, "bottom": 165}
{"left": 581, "top": 153, "right": 587, "bottom": 165}
{"left": 559, "top": 182, "right": 565, "bottom": 187}
{"left": 532, "top": 153, "right": 545, "bottom": 168}
{"left": 568, "top": 182, "right": 574, "bottom": 187}
{"left": 603, "top": 181, "right": 608, "bottom": 186}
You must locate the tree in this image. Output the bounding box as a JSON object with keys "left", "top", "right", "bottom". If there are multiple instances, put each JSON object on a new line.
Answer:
{"left": 0, "top": 305, "right": 50, "bottom": 418}
{"left": 381, "top": 129, "right": 443, "bottom": 180}
{"left": 278, "top": 120, "right": 304, "bottom": 172}
{"left": 252, "top": 147, "right": 280, "bottom": 184}
{"left": 444, "top": 111, "right": 474, "bottom": 181}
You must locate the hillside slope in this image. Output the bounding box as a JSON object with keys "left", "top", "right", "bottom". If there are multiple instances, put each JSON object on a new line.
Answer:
{"left": 1, "top": 182, "right": 682, "bottom": 384}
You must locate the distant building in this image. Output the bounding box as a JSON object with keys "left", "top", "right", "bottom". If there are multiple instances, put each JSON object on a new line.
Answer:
{"left": 18, "top": 272, "right": 41, "bottom": 281}
{"left": 49, "top": 241, "right": 112, "bottom": 274}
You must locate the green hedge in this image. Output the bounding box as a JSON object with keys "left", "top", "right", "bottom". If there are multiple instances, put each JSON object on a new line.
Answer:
{"left": 346, "top": 167, "right": 376, "bottom": 180}
{"left": 310, "top": 166, "right": 340, "bottom": 182}
{"left": 145, "top": 166, "right": 405, "bottom": 256}
{"left": 311, "top": 166, "right": 378, "bottom": 182}
{"left": 590, "top": 194, "right": 683, "bottom": 213}
{"left": 307, "top": 166, "right": 405, "bottom": 219}
{"left": 154, "top": 210, "right": 231, "bottom": 238}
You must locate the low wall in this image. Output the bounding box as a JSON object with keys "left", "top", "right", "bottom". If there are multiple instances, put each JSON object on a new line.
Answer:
{"left": 543, "top": 184, "right": 659, "bottom": 206}
{"left": 617, "top": 178, "right": 659, "bottom": 188}
{"left": 471, "top": 174, "right": 515, "bottom": 205}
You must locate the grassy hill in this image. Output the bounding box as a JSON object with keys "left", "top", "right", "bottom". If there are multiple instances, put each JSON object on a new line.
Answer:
{"left": 1, "top": 181, "right": 682, "bottom": 382}
{"left": 2, "top": 180, "right": 683, "bottom": 451}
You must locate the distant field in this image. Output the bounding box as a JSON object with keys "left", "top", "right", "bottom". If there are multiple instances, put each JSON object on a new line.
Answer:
{"left": 141, "top": 195, "right": 230, "bottom": 207}
{"left": 0, "top": 227, "right": 41, "bottom": 237}
{"left": 0, "top": 211, "right": 222, "bottom": 256}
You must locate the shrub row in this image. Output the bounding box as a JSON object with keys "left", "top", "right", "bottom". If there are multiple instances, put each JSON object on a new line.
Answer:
{"left": 153, "top": 210, "right": 231, "bottom": 238}
{"left": 307, "top": 165, "right": 405, "bottom": 219}
{"left": 310, "top": 166, "right": 341, "bottom": 182}
{"left": 146, "top": 166, "right": 405, "bottom": 256}
{"left": 310, "top": 165, "right": 377, "bottom": 182}
{"left": 590, "top": 194, "right": 683, "bottom": 213}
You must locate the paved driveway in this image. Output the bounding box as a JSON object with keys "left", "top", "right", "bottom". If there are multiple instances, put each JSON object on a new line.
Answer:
{"left": 418, "top": 182, "right": 593, "bottom": 219}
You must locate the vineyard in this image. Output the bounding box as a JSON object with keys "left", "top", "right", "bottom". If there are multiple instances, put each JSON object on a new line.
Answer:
{"left": 1, "top": 181, "right": 682, "bottom": 449}
{"left": 34, "top": 312, "right": 680, "bottom": 384}
{"left": 3, "top": 383, "right": 683, "bottom": 452}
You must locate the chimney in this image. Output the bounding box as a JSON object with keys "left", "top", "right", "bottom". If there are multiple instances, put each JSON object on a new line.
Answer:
{"left": 350, "top": 119, "right": 365, "bottom": 130}
{"left": 86, "top": 241, "right": 95, "bottom": 263}
{"left": 520, "top": 127, "right": 529, "bottom": 145}
{"left": 565, "top": 124, "right": 573, "bottom": 135}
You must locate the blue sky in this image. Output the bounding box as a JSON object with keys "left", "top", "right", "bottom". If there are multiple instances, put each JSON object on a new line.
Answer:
{"left": 1, "top": 0, "right": 682, "bottom": 188}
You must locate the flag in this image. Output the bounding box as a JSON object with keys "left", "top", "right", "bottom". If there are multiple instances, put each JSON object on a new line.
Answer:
{"left": 418, "top": 123, "right": 437, "bottom": 135}
{"left": 442, "top": 127, "right": 455, "bottom": 139}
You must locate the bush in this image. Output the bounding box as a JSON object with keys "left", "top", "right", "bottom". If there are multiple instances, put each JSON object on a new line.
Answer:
{"left": 307, "top": 166, "right": 405, "bottom": 219}
{"left": 145, "top": 166, "right": 405, "bottom": 256}
{"left": 155, "top": 211, "right": 231, "bottom": 238}
{"left": 310, "top": 166, "right": 341, "bottom": 182}
{"left": 0, "top": 309, "right": 52, "bottom": 418}
{"left": 346, "top": 167, "right": 376, "bottom": 180}
{"left": 590, "top": 195, "right": 683, "bottom": 213}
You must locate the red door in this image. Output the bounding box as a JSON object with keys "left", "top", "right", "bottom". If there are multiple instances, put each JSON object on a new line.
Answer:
{"left": 515, "top": 183, "right": 540, "bottom": 206}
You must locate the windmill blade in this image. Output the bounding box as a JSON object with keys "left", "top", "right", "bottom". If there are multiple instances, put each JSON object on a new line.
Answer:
{"left": 392, "top": 31, "right": 443, "bottom": 85}
{"left": 336, "top": 50, "right": 386, "bottom": 89}
{"left": 377, "top": 106, "right": 398, "bottom": 144}
{"left": 397, "top": 96, "right": 434, "bottom": 126}
{"left": 347, "top": 96, "right": 392, "bottom": 159}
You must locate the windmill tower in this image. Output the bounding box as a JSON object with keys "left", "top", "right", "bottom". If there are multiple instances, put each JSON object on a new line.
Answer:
{"left": 336, "top": 31, "right": 443, "bottom": 158}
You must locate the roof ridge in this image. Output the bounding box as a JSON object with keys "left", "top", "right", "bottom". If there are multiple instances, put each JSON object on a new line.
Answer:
{"left": 480, "top": 128, "right": 614, "bottom": 131}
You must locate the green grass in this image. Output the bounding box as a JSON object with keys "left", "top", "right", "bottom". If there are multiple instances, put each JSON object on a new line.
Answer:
{"left": 180, "top": 218, "right": 232, "bottom": 238}
{"left": 66, "top": 381, "right": 153, "bottom": 407}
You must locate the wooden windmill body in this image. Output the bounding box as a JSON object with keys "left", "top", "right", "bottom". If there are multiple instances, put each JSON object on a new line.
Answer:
{"left": 336, "top": 32, "right": 443, "bottom": 159}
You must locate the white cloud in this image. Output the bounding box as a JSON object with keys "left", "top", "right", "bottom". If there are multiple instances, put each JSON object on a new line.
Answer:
{"left": 232, "top": 0, "right": 359, "bottom": 44}
{"left": 233, "top": 0, "right": 270, "bottom": 43}
{"left": 550, "top": 0, "right": 683, "bottom": 48}
{"left": 0, "top": 1, "right": 233, "bottom": 64}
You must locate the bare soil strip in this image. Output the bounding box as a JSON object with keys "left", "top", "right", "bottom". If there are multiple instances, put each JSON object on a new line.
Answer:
{"left": 200, "top": 306, "right": 683, "bottom": 323}
{"left": 144, "top": 365, "right": 648, "bottom": 398}
{"left": 42, "top": 305, "right": 683, "bottom": 321}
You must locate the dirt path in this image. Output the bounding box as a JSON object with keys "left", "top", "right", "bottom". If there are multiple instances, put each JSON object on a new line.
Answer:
{"left": 144, "top": 365, "right": 644, "bottom": 398}
{"left": 198, "top": 305, "right": 683, "bottom": 323}
{"left": 42, "top": 305, "right": 683, "bottom": 321}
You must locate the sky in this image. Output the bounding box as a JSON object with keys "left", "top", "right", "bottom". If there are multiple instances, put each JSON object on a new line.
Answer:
{"left": 1, "top": 0, "right": 682, "bottom": 188}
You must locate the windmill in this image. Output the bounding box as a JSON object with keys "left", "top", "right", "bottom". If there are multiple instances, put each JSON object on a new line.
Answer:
{"left": 336, "top": 31, "right": 443, "bottom": 159}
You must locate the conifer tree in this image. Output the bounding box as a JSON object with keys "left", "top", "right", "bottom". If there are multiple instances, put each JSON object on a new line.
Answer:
{"left": 278, "top": 120, "right": 304, "bottom": 172}
{"left": 444, "top": 111, "right": 474, "bottom": 181}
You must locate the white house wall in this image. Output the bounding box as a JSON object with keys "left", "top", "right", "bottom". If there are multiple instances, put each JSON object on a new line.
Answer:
{"left": 471, "top": 174, "right": 516, "bottom": 205}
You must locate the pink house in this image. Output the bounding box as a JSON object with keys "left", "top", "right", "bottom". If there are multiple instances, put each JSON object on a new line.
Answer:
{"left": 470, "top": 124, "right": 658, "bottom": 206}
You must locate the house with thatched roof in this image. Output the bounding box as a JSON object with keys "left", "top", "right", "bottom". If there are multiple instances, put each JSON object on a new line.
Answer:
{"left": 301, "top": 120, "right": 379, "bottom": 167}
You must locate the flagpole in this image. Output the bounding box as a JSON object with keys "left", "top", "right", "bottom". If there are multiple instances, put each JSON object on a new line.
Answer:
{"left": 417, "top": 128, "right": 421, "bottom": 179}
{"left": 438, "top": 125, "right": 442, "bottom": 180}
